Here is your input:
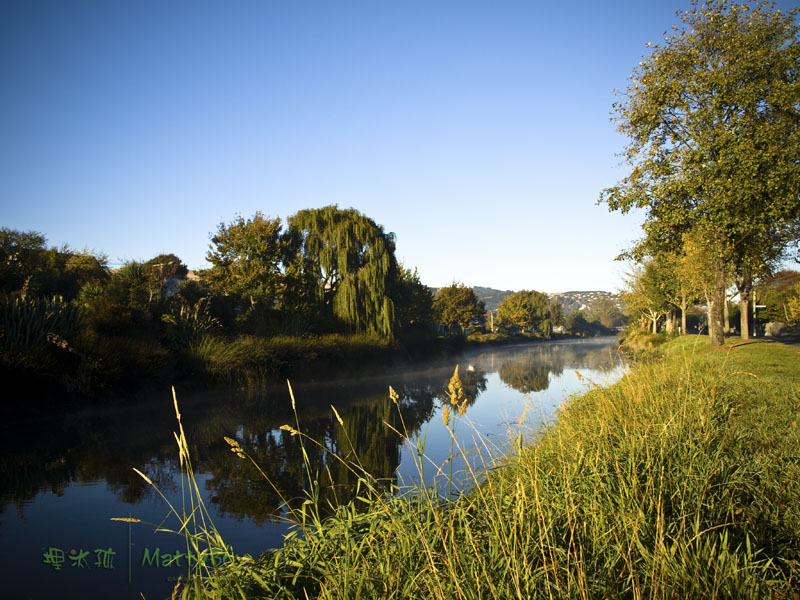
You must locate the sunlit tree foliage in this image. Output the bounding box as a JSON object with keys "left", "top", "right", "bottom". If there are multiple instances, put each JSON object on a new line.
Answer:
{"left": 602, "top": 0, "right": 800, "bottom": 346}
{"left": 432, "top": 283, "right": 485, "bottom": 333}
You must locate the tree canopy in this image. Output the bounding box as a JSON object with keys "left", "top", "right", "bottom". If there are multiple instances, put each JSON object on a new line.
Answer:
{"left": 0, "top": 228, "right": 47, "bottom": 294}
{"left": 432, "top": 283, "right": 485, "bottom": 332}
{"left": 287, "top": 206, "right": 398, "bottom": 337}
{"left": 391, "top": 265, "right": 434, "bottom": 332}
{"left": 621, "top": 260, "right": 674, "bottom": 333}
{"left": 757, "top": 269, "right": 800, "bottom": 323}
{"left": 601, "top": 0, "right": 800, "bottom": 346}
{"left": 204, "top": 212, "right": 286, "bottom": 307}
{"left": 496, "top": 289, "right": 551, "bottom": 335}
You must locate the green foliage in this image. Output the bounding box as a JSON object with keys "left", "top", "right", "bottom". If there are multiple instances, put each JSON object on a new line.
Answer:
{"left": 62, "top": 250, "right": 110, "bottom": 298}
{"left": 757, "top": 270, "right": 800, "bottom": 324}
{"left": 83, "top": 261, "right": 153, "bottom": 336}
{"left": 0, "top": 227, "right": 47, "bottom": 294}
{"left": 621, "top": 258, "right": 675, "bottom": 331}
{"left": 0, "top": 295, "right": 81, "bottom": 353}
{"left": 672, "top": 232, "right": 716, "bottom": 303}
{"left": 548, "top": 299, "right": 564, "bottom": 328}
{"left": 601, "top": 0, "right": 800, "bottom": 345}
{"left": 182, "top": 335, "right": 257, "bottom": 380}
{"left": 496, "top": 289, "right": 551, "bottom": 335}
{"left": 0, "top": 228, "right": 109, "bottom": 302}
{"left": 205, "top": 212, "right": 287, "bottom": 307}
{"left": 142, "top": 253, "right": 188, "bottom": 303}
{"left": 391, "top": 265, "right": 434, "bottom": 332}
{"left": 466, "top": 331, "right": 512, "bottom": 344}
{"left": 173, "top": 278, "right": 208, "bottom": 307}
{"left": 161, "top": 299, "right": 221, "bottom": 349}
{"left": 585, "top": 296, "right": 626, "bottom": 329}
{"left": 178, "top": 333, "right": 398, "bottom": 383}
{"left": 432, "top": 283, "right": 485, "bottom": 332}
{"left": 143, "top": 253, "right": 188, "bottom": 280}
{"left": 287, "top": 206, "right": 398, "bottom": 337}
{"left": 564, "top": 309, "right": 612, "bottom": 337}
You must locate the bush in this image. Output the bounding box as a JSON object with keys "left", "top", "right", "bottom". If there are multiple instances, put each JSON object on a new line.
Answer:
{"left": 0, "top": 295, "right": 81, "bottom": 353}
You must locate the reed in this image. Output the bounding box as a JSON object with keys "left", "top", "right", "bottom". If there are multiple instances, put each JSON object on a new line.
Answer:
{"left": 149, "top": 335, "right": 800, "bottom": 599}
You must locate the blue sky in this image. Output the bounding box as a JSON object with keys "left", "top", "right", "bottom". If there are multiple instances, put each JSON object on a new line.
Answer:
{"left": 2, "top": 1, "right": 795, "bottom": 293}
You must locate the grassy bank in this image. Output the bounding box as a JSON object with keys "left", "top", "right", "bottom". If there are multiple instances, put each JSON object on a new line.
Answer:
{"left": 160, "top": 336, "right": 799, "bottom": 599}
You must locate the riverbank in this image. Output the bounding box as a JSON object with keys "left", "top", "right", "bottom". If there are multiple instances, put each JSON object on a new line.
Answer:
{"left": 3, "top": 327, "right": 591, "bottom": 402}
{"left": 176, "top": 335, "right": 799, "bottom": 599}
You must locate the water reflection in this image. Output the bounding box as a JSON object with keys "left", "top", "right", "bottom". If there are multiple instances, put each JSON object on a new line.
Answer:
{"left": 204, "top": 393, "right": 411, "bottom": 524}
{"left": 1, "top": 338, "right": 621, "bottom": 526}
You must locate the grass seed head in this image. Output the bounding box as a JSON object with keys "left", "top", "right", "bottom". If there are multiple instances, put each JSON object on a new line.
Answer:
{"left": 331, "top": 405, "right": 344, "bottom": 427}
{"left": 133, "top": 467, "right": 153, "bottom": 486}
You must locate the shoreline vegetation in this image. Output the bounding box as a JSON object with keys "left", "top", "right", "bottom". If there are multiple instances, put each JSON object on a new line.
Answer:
{"left": 1, "top": 215, "right": 620, "bottom": 402}
{"left": 1, "top": 312, "right": 599, "bottom": 403}
{"left": 149, "top": 334, "right": 799, "bottom": 600}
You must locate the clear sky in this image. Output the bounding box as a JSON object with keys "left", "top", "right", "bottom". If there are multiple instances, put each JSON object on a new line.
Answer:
{"left": 2, "top": 1, "right": 795, "bottom": 293}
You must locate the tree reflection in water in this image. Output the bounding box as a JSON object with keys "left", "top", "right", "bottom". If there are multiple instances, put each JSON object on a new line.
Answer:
{"left": 205, "top": 392, "right": 418, "bottom": 524}
{"left": 0, "top": 339, "right": 620, "bottom": 527}
{"left": 203, "top": 366, "right": 494, "bottom": 524}
{"left": 498, "top": 361, "right": 551, "bottom": 393}
{"left": 492, "top": 340, "right": 619, "bottom": 394}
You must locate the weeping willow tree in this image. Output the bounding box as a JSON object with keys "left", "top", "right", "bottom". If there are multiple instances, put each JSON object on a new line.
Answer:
{"left": 286, "top": 206, "right": 398, "bottom": 337}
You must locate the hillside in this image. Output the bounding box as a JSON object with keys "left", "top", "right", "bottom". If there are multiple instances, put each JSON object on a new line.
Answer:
{"left": 428, "top": 286, "right": 623, "bottom": 314}
{"left": 473, "top": 287, "right": 622, "bottom": 314}
{"left": 548, "top": 290, "right": 623, "bottom": 314}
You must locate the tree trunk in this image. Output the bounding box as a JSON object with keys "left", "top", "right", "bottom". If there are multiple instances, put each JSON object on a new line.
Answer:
{"left": 681, "top": 294, "right": 687, "bottom": 335}
{"left": 738, "top": 267, "right": 752, "bottom": 340}
{"left": 723, "top": 297, "right": 730, "bottom": 335}
{"left": 740, "top": 296, "right": 751, "bottom": 339}
{"left": 710, "top": 255, "right": 726, "bottom": 347}
{"left": 651, "top": 312, "right": 658, "bottom": 333}
{"left": 705, "top": 292, "right": 713, "bottom": 340}
{"left": 665, "top": 310, "right": 675, "bottom": 334}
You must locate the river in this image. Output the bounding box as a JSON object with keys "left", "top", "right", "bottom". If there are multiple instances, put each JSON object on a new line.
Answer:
{"left": 0, "top": 337, "right": 623, "bottom": 599}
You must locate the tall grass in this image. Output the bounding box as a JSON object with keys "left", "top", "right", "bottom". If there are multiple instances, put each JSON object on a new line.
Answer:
{"left": 114, "top": 388, "right": 256, "bottom": 599}
{"left": 180, "top": 333, "right": 398, "bottom": 384}
{"left": 148, "top": 336, "right": 800, "bottom": 599}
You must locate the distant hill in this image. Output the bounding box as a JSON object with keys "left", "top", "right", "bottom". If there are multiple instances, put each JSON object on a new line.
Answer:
{"left": 472, "top": 286, "right": 516, "bottom": 312}
{"left": 548, "top": 291, "right": 624, "bottom": 314}
{"left": 429, "top": 286, "right": 623, "bottom": 314}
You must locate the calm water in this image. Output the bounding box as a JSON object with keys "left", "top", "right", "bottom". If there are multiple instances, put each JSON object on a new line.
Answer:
{"left": 1, "top": 337, "right": 623, "bottom": 600}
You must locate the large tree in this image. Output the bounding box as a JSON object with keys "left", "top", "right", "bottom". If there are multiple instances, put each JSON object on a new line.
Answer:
{"left": 601, "top": 0, "right": 800, "bottom": 346}
{"left": 286, "top": 206, "right": 398, "bottom": 337}
{"left": 621, "top": 260, "right": 673, "bottom": 333}
{"left": 496, "top": 289, "right": 552, "bottom": 335}
{"left": 0, "top": 228, "right": 47, "bottom": 295}
{"left": 432, "top": 283, "right": 485, "bottom": 333}
{"left": 204, "top": 212, "right": 287, "bottom": 308}
{"left": 391, "top": 265, "right": 434, "bottom": 332}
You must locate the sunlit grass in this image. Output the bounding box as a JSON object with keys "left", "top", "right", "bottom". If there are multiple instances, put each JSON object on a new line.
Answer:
{"left": 140, "top": 335, "right": 800, "bottom": 599}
